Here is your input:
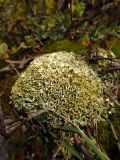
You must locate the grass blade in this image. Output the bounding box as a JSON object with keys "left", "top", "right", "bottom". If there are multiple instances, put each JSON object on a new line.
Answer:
{"left": 61, "top": 125, "right": 110, "bottom": 160}
{"left": 63, "top": 140, "right": 84, "bottom": 160}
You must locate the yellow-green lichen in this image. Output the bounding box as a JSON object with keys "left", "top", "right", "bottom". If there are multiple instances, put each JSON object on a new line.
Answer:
{"left": 11, "top": 51, "right": 112, "bottom": 128}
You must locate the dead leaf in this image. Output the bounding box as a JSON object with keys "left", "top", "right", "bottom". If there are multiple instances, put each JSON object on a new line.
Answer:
{"left": 19, "top": 42, "right": 27, "bottom": 49}
{"left": 0, "top": 43, "right": 9, "bottom": 59}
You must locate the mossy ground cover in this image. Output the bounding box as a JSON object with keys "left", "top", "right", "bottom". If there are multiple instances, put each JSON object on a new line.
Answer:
{"left": 0, "top": 48, "right": 120, "bottom": 159}
{"left": 44, "top": 39, "right": 89, "bottom": 56}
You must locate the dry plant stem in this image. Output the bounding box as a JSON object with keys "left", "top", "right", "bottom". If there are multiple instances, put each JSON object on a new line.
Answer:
{"left": 10, "top": 106, "right": 48, "bottom": 136}
{"left": 106, "top": 66, "right": 120, "bottom": 71}
{"left": 94, "top": 120, "right": 98, "bottom": 144}
{"left": 74, "top": 133, "right": 94, "bottom": 160}
{"left": 88, "top": 54, "right": 120, "bottom": 71}
{"left": 24, "top": 155, "right": 34, "bottom": 160}
{"left": 88, "top": 56, "right": 120, "bottom": 62}
{"left": 57, "top": 0, "right": 65, "bottom": 11}
{"left": 70, "top": 0, "right": 73, "bottom": 26}
{"left": 0, "top": 98, "right": 7, "bottom": 137}
{"left": 32, "top": 31, "right": 44, "bottom": 47}
{"left": 0, "top": 57, "right": 34, "bottom": 74}
{"left": 9, "top": 64, "right": 21, "bottom": 77}
{"left": 5, "top": 57, "right": 26, "bottom": 65}
{"left": 4, "top": 118, "right": 19, "bottom": 126}
{"left": 5, "top": 121, "right": 21, "bottom": 136}
{"left": 0, "top": 92, "right": 23, "bottom": 137}
{"left": 108, "top": 119, "right": 120, "bottom": 152}
{"left": 104, "top": 91, "right": 120, "bottom": 109}
{"left": 28, "top": 109, "right": 48, "bottom": 120}
{"left": 99, "top": 143, "right": 109, "bottom": 160}
{"left": 52, "top": 132, "right": 66, "bottom": 160}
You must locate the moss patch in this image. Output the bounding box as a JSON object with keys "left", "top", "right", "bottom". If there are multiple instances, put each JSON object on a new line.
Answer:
{"left": 107, "top": 38, "right": 120, "bottom": 57}
{"left": 98, "top": 111, "right": 120, "bottom": 153}
{"left": 112, "top": 39, "right": 120, "bottom": 57}
{"left": 44, "top": 39, "right": 89, "bottom": 56}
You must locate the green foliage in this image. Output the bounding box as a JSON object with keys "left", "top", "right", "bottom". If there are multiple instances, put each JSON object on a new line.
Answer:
{"left": 27, "top": 12, "right": 67, "bottom": 41}
{"left": 46, "top": 0, "right": 55, "bottom": 14}
{"left": 93, "top": 24, "right": 120, "bottom": 41}
{"left": 62, "top": 125, "right": 109, "bottom": 160}
{"left": 73, "top": 2, "right": 85, "bottom": 17}
{"left": 46, "top": 16, "right": 56, "bottom": 28}
{"left": 0, "top": 0, "right": 119, "bottom": 52}
{"left": 24, "top": 35, "right": 36, "bottom": 48}
{"left": 108, "top": 24, "right": 120, "bottom": 36}
{"left": 63, "top": 141, "right": 83, "bottom": 160}
{"left": 91, "top": 0, "right": 97, "bottom": 5}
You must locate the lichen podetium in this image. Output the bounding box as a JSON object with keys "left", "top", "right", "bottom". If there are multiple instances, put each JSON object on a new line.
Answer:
{"left": 11, "top": 51, "right": 112, "bottom": 128}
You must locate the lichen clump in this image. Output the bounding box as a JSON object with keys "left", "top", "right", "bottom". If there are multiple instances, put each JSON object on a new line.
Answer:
{"left": 11, "top": 51, "right": 109, "bottom": 127}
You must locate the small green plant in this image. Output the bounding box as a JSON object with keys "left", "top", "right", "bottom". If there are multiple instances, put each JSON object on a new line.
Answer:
{"left": 62, "top": 125, "right": 109, "bottom": 160}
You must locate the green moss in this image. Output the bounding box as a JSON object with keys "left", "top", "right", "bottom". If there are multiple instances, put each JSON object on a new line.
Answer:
{"left": 111, "top": 39, "right": 120, "bottom": 57}
{"left": 10, "top": 51, "right": 113, "bottom": 128}
{"left": 98, "top": 120, "right": 112, "bottom": 151}
{"left": 0, "top": 59, "right": 6, "bottom": 69}
{"left": 44, "top": 39, "right": 89, "bottom": 56}
{"left": 98, "top": 111, "right": 120, "bottom": 152}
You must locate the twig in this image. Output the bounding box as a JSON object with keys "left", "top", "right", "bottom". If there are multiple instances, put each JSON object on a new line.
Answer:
{"left": 0, "top": 57, "right": 34, "bottom": 74}
{"left": 5, "top": 119, "right": 21, "bottom": 136}
{"left": 101, "top": 3, "right": 114, "bottom": 11}
{"left": 24, "top": 155, "right": 34, "bottom": 160}
{"left": 74, "top": 133, "right": 94, "bottom": 160}
{"left": 57, "top": 0, "right": 65, "bottom": 11}
{"left": 108, "top": 119, "right": 120, "bottom": 152}
{"left": 104, "top": 91, "right": 120, "bottom": 109}
{"left": 0, "top": 93, "right": 12, "bottom": 138}
{"left": 88, "top": 54, "right": 120, "bottom": 71}
{"left": 0, "top": 91, "right": 22, "bottom": 137}
{"left": 9, "top": 63, "right": 21, "bottom": 77}
{"left": 88, "top": 55, "right": 120, "bottom": 62}
{"left": 70, "top": 0, "right": 73, "bottom": 26}
{"left": 28, "top": 109, "right": 48, "bottom": 120}
{"left": 1, "top": 108, "right": 48, "bottom": 137}
{"left": 32, "top": 31, "right": 44, "bottom": 47}
{"left": 105, "top": 66, "right": 120, "bottom": 71}
{"left": 4, "top": 58, "right": 26, "bottom": 65}
{"left": 0, "top": 94, "right": 7, "bottom": 137}
{"left": 52, "top": 132, "right": 66, "bottom": 160}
